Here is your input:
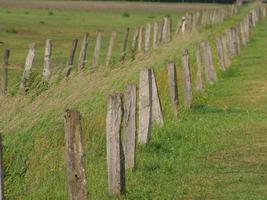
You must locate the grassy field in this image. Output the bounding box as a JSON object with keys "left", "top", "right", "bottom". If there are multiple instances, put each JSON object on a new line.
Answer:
{"left": 0, "top": 2, "right": 267, "bottom": 199}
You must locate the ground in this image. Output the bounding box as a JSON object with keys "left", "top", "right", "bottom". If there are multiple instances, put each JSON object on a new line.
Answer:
{"left": 0, "top": 2, "right": 266, "bottom": 200}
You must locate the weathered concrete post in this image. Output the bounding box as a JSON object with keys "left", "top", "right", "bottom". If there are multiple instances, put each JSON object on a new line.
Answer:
{"left": 105, "top": 31, "right": 117, "bottom": 67}
{"left": 153, "top": 21, "right": 159, "bottom": 49}
{"left": 20, "top": 43, "right": 35, "bottom": 94}
{"left": 1, "top": 49, "right": 10, "bottom": 96}
{"left": 138, "top": 26, "right": 144, "bottom": 52}
{"left": 78, "top": 33, "right": 89, "bottom": 70}
{"left": 195, "top": 44, "right": 204, "bottom": 92}
{"left": 215, "top": 37, "right": 226, "bottom": 71}
{"left": 106, "top": 93, "right": 125, "bottom": 196}
{"left": 123, "top": 84, "right": 137, "bottom": 170}
{"left": 65, "top": 39, "right": 78, "bottom": 79}
{"left": 138, "top": 69, "right": 152, "bottom": 144}
{"left": 182, "top": 49, "right": 192, "bottom": 109}
{"left": 120, "top": 28, "right": 130, "bottom": 63}
{"left": 64, "top": 109, "right": 88, "bottom": 200}
{"left": 167, "top": 61, "right": 179, "bottom": 116}
{"left": 92, "top": 32, "right": 102, "bottom": 69}
{"left": 151, "top": 69, "right": 164, "bottom": 126}
{"left": 144, "top": 23, "right": 151, "bottom": 52}
{"left": 0, "top": 133, "right": 4, "bottom": 200}
{"left": 43, "top": 39, "right": 52, "bottom": 81}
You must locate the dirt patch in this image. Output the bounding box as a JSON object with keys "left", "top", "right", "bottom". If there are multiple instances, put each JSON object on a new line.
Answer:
{"left": 0, "top": 1, "right": 224, "bottom": 12}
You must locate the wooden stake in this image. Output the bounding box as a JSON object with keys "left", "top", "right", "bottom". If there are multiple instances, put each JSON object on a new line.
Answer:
{"left": 195, "top": 45, "right": 204, "bottom": 92}
{"left": 64, "top": 109, "right": 87, "bottom": 200}
{"left": 120, "top": 28, "right": 130, "bottom": 63}
{"left": 167, "top": 61, "right": 179, "bottom": 116}
{"left": 0, "top": 133, "right": 4, "bottom": 200}
{"left": 65, "top": 39, "right": 78, "bottom": 79}
{"left": 92, "top": 32, "right": 102, "bottom": 69}
{"left": 1, "top": 49, "right": 9, "bottom": 96}
{"left": 106, "top": 93, "right": 125, "bottom": 196}
{"left": 215, "top": 37, "right": 226, "bottom": 71}
{"left": 105, "top": 31, "right": 117, "bottom": 67}
{"left": 20, "top": 43, "right": 35, "bottom": 94}
{"left": 151, "top": 69, "right": 164, "bottom": 126}
{"left": 144, "top": 23, "right": 151, "bottom": 52}
{"left": 153, "top": 21, "right": 159, "bottom": 49}
{"left": 131, "top": 28, "right": 139, "bottom": 60}
{"left": 138, "top": 27, "right": 144, "bottom": 52}
{"left": 182, "top": 49, "right": 192, "bottom": 109}
{"left": 43, "top": 39, "right": 52, "bottom": 81}
{"left": 123, "top": 84, "right": 137, "bottom": 170}
{"left": 138, "top": 69, "right": 152, "bottom": 144}
{"left": 78, "top": 33, "right": 89, "bottom": 70}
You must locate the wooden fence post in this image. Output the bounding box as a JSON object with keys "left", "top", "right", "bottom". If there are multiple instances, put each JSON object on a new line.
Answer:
{"left": 65, "top": 39, "right": 78, "bottom": 79}
{"left": 78, "top": 33, "right": 89, "bottom": 70}
{"left": 105, "top": 31, "right": 116, "bottom": 67}
{"left": 151, "top": 69, "right": 164, "bottom": 126}
{"left": 0, "top": 133, "right": 4, "bottom": 200}
{"left": 167, "top": 16, "right": 172, "bottom": 42}
{"left": 206, "top": 41, "right": 217, "bottom": 83}
{"left": 64, "top": 109, "right": 88, "bottom": 200}
{"left": 182, "top": 49, "right": 192, "bottom": 109}
{"left": 195, "top": 44, "right": 204, "bottom": 91}
{"left": 43, "top": 39, "right": 52, "bottom": 81}
{"left": 138, "top": 27, "right": 144, "bottom": 52}
{"left": 92, "top": 32, "right": 102, "bottom": 69}
{"left": 123, "top": 84, "right": 137, "bottom": 170}
{"left": 120, "top": 28, "right": 130, "bottom": 63}
{"left": 167, "top": 61, "right": 179, "bottom": 116}
{"left": 153, "top": 21, "right": 159, "bottom": 49}
{"left": 221, "top": 33, "right": 231, "bottom": 67}
{"left": 215, "top": 37, "right": 226, "bottom": 71}
{"left": 158, "top": 20, "right": 163, "bottom": 44}
{"left": 138, "top": 69, "right": 152, "bottom": 145}
{"left": 131, "top": 29, "right": 139, "bottom": 60}
{"left": 1, "top": 49, "right": 10, "bottom": 96}
{"left": 106, "top": 93, "right": 125, "bottom": 196}
{"left": 162, "top": 17, "right": 168, "bottom": 42}
{"left": 20, "top": 43, "right": 35, "bottom": 94}
{"left": 144, "top": 23, "right": 151, "bottom": 52}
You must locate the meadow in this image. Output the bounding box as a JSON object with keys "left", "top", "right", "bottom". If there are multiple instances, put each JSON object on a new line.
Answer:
{"left": 0, "top": 2, "right": 266, "bottom": 199}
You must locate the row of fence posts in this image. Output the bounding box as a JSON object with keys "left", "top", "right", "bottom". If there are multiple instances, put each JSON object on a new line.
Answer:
{"left": 0, "top": 3, "right": 263, "bottom": 200}
{"left": 52, "top": 5, "right": 266, "bottom": 199}
{"left": 0, "top": 4, "right": 239, "bottom": 97}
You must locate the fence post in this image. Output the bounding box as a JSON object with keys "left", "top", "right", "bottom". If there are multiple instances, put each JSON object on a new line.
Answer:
{"left": 138, "top": 27, "right": 144, "bottom": 52}
{"left": 1, "top": 49, "right": 9, "bottom": 96}
{"left": 182, "top": 49, "right": 192, "bottom": 109}
{"left": 151, "top": 69, "right": 164, "bottom": 126}
{"left": 106, "top": 93, "right": 125, "bottom": 196}
{"left": 131, "top": 28, "right": 139, "bottom": 60}
{"left": 144, "top": 23, "right": 151, "bottom": 52}
{"left": 153, "top": 21, "right": 159, "bottom": 49}
{"left": 167, "top": 16, "right": 172, "bottom": 42}
{"left": 215, "top": 37, "right": 226, "bottom": 71}
{"left": 123, "top": 84, "right": 137, "bottom": 170}
{"left": 167, "top": 61, "right": 179, "bottom": 116}
{"left": 43, "top": 39, "right": 52, "bottom": 81}
{"left": 138, "top": 69, "right": 152, "bottom": 144}
{"left": 20, "top": 43, "right": 35, "bottom": 94}
{"left": 0, "top": 133, "right": 4, "bottom": 200}
{"left": 92, "top": 32, "right": 102, "bottom": 69}
{"left": 64, "top": 109, "right": 88, "bottom": 200}
{"left": 120, "top": 28, "right": 130, "bottom": 63}
{"left": 162, "top": 17, "right": 168, "bottom": 42}
{"left": 65, "top": 39, "right": 78, "bottom": 79}
{"left": 105, "top": 31, "right": 117, "bottom": 67}
{"left": 78, "top": 33, "right": 89, "bottom": 70}
{"left": 195, "top": 45, "right": 204, "bottom": 92}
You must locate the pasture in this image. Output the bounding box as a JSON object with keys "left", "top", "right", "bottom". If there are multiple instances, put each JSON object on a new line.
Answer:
{"left": 0, "top": 1, "right": 266, "bottom": 199}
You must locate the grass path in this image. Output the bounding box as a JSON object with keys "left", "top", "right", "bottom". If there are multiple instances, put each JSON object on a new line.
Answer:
{"left": 169, "top": 18, "right": 267, "bottom": 199}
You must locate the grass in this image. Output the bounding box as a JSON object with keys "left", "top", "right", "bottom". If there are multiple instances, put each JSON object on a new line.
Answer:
{"left": 0, "top": 3, "right": 267, "bottom": 199}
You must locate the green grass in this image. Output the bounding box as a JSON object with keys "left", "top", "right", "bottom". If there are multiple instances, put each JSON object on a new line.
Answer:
{"left": 0, "top": 3, "right": 267, "bottom": 199}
